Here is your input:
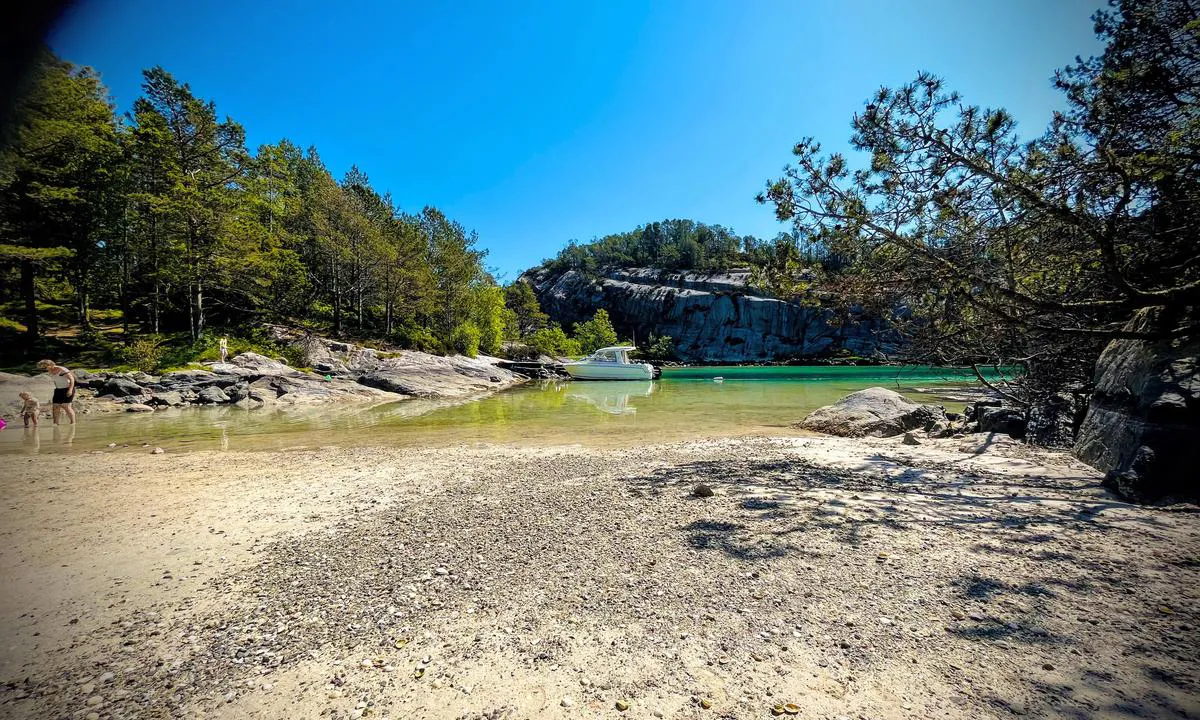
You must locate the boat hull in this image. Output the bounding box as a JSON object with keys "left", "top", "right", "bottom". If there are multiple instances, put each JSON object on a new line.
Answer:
{"left": 563, "top": 362, "right": 655, "bottom": 380}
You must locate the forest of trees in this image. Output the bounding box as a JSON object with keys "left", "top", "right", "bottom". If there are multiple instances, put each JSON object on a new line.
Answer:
{"left": 0, "top": 50, "right": 511, "bottom": 362}
{"left": 542, "top": 218, "right": 833, "bottom": 275}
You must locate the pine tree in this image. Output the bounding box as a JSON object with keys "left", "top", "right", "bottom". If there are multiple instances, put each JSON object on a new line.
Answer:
{"left": 0, "top": 48, "right": 120, "bottom": 347}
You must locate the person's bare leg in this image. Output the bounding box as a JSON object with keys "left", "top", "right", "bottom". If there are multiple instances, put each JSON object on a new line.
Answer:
{"left": 51, "top": 404, "right": 60, "bottom": 425}
{"left": 64, "top": 404, "right": 76, "bottom": 424}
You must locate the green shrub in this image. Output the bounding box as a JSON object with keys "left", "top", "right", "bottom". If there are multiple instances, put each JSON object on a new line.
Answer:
{"left": 641, "top": 335, "right": 676, "bottom": 361}
{"left": 450, "top": 322, "right": 481, "bottom": 357}
{"left": 572, "top": 309, "right": 619, "bottom": 354}
{"left": 122, "top": 337, "right": 166, "bottom": 373}
{"left": 526, "top": 324, "right": 581, "bottom": 358}
{"left": 390, "top": 325, "right": 441, "bottom": 354}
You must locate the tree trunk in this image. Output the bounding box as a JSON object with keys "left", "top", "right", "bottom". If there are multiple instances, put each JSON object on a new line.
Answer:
{"left": 194, "top": 276, "right": 204, "bottom": 340}
{"left": 152, "top": 281, "right": 161, "bottom": 334}
{"left": 20, "top": 259, "right": 38, "bottom": 352}
{"left": 151, "top": 215, "right": 160, "bottom": 334}
{"left": 120, "top": 249, "right": 130, "bottom": 341}
{"left": 383, "top": 270, "right": 393, "bottom": 335}
{"left": 187, "top": 226, "right": 195, "bottom": 341}
{"left": 332, "top": 260, "right": 342, "bottom": 337}
{"left": 78, "top": 288, "right": 90, "bottom": 330}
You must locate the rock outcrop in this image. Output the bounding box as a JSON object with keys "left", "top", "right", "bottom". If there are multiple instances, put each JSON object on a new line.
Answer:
{"left": 799, "top": 387, "right": 945, "bottom": 438}
{"left": 1, "top": 336, "right": 526, "bottom": 417}
{"left": 525, "top": 267, "right": 900, "bottom": 362}
{"left": 1074, "top": 306, "right": 1199, "bottom": 503}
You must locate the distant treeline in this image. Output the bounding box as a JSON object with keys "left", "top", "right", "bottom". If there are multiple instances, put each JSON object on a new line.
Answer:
{"left": 542, "top": 218, "right": 834, "bottom": 274}
{"left": 0, "top": 49, "right": 504, "bottom": 358}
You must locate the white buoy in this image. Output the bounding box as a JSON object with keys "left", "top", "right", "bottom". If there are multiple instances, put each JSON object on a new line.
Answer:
{"left": 713, "top": 377, "right": 724, "bottom": 383}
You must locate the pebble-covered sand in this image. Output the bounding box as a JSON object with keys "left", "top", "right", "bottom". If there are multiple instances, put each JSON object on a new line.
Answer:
{"left": 0, "top": 434, "right": 1196, "bottom": 719}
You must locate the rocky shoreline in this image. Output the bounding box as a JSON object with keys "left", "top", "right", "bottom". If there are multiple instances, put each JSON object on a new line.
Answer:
{"left": 796, "top": 386, "right": 1073, "bottom": 448}
{"left": 1, "top": 335, "right": 525, "bottom": 419}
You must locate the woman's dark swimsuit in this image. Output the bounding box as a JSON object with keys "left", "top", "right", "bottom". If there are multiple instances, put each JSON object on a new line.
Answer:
{"left": 52, "top": 387, "right": 75, "bottom": 404}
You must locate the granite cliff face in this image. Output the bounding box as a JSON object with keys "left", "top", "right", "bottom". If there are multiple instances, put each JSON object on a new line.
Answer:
{"left": 525, "top": 267, "right": 900, "bottom": 362}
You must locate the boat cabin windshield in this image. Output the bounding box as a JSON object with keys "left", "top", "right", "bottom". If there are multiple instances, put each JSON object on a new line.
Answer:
{"left": 587, "top": 348, "right": 631, "bottom": 363}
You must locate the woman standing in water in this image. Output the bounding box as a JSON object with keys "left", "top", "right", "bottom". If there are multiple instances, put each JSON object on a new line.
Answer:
{"left": 36, "top": 359, "right": 76, "bottom": 425}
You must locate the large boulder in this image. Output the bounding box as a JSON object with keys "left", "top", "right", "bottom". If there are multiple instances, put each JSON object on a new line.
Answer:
{"left": 227, "top": 382, "right": 251, "bottom": 402}
{"left": 149, "top": 390, "right": 184, "bottom": 407}
{"left": 1074, "top": 305, "right": 1199, "bottom": 503}
{"left": 160, "top": 369, "right": 216, "bottom": 386}
{"left": 976, "top": 406, "right": 1027, "bottom": 439}
{"left": 100, "top": 377, "right": 146, "bottom": 398}
{"left": 357, "top": 352, "right": 522, "bottom": 399}
{"left": 799, "top": 386, "right": 945, "bottom": 438}
{"left": 210, "top": 352, "right": 299, "bottom": 379}
{"left": 248, "top": 373, "right": 401, "bottom": 405}
{"left": 195, "top": 385, "right": 231, "bottom": 404}
{"left": 1026, "top": 392, "right": 1088, "bottom": 447}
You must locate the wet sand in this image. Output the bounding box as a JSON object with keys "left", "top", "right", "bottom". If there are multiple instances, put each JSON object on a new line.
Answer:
{"left": 0, "top": 434, "right": 1196, "bottom": 719}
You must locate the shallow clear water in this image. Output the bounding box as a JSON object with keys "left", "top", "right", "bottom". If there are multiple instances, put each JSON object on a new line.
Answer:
{"left": 0, "top": 366, "right": 989, "bottom": 454}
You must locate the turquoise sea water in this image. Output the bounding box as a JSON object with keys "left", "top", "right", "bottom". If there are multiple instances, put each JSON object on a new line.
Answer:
{"left": 0, "top": 365, "right": 989, "bottom": 454}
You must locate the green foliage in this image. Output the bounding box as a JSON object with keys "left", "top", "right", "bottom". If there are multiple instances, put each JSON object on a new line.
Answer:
{"left": 0, "top": 49, "right": 120, "bottom": 342}
{"left": 642, "top": 335, "right": 676, "bottom": 361}
{"left": 150, "top": 330, "right": 303, "bottom": 371}
{"left": 544, "top": 219, "right": 753, "bottom": 273}
{"left": 756, "top": 0, "right": 1200, "bottom": 401}
{"left": 471, "top": 285, "right": 506, "bottom": 356}
{"left": 525, "top": 324, "right": 581, "bottom": 358}
{"left": 450, "top": 322, "right": 481, "bottom": 357}
{"left": 424, "top": 207, "right": 488, "bottom": 347}
{"left": 0, "top": 50, "right": 506, "bottom": 362}
{"left": 504, "top": 281, "right": 548, "bottom": 335}
{"left": 121, "top": 336, "right": 165, "bottom": 373}
{"left": 572, "top": 309, "right": 619, "bottom": 354}
{"left": 388, "top": 325, "right": 440, "bottom": 353}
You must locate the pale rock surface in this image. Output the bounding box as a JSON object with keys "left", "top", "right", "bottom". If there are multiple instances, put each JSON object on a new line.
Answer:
{"left": 799, "top": 386, "right": 945, "bottom": 437}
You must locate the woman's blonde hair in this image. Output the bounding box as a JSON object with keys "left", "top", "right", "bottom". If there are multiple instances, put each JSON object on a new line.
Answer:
{"left": 36, "top": 359, "right": 55, "bottom": 369}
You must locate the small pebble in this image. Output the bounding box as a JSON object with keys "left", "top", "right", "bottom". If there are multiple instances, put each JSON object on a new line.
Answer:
{"left": 615, "top": 699, "right": 630, "bottom": 711}
{"left": 560, "top": 696, "right": 574, "bottom": 708}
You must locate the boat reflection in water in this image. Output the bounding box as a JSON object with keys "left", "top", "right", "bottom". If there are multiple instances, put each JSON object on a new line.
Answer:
{"left": 565, "top": 380, "right": 655, "bottom": 415}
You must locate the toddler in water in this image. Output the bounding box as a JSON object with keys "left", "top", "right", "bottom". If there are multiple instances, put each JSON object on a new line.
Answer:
{"left": 19, "top": 392, "right": 40, "bottom": 427}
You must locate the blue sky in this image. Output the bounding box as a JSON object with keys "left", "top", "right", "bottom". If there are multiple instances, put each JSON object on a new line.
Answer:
{"left": 51, "top": 0, "right": 1103, "bottom": 280}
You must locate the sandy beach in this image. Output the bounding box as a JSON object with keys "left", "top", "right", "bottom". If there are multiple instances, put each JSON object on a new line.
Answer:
{"left": 0, "top": 434, "right": 1197, "bottom": 719}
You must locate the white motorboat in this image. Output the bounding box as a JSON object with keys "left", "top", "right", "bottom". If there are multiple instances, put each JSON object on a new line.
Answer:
{"left": 563, "top": 346, "right": 655, "bottom": 380}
